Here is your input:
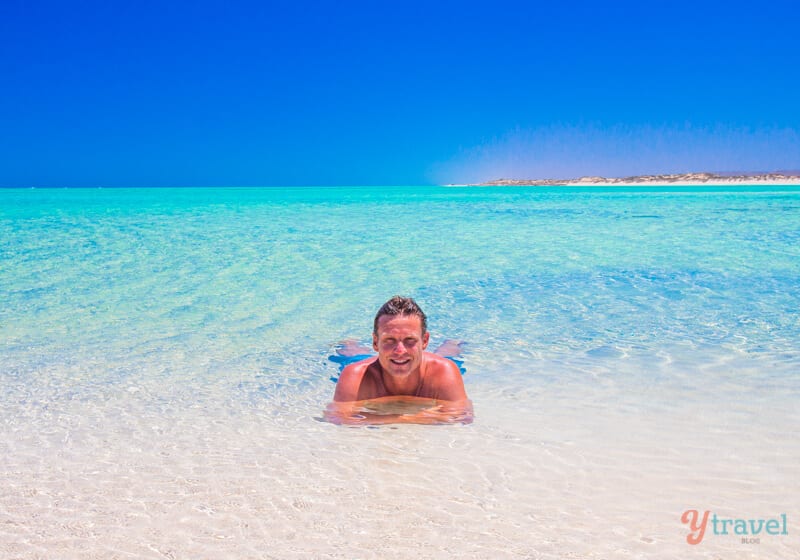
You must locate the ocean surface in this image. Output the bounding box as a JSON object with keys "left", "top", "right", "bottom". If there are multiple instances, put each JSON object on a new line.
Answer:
{"left": 2, "top": 185, "right": 798, "bottom": 558}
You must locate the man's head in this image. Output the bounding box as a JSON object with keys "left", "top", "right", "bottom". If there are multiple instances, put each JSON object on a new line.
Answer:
{"left": 372, "top": 296, "right": 430, "bottom": 378}
{"left": 373, "top": 295, "right": 428, "bottom": 336}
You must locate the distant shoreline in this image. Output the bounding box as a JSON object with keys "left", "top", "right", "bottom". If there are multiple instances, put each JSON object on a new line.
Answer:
{"left": 463, "top": 172, "right": 800, "bottom": 187}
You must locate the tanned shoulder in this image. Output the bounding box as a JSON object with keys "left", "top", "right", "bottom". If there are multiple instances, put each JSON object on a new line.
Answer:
{"left": 333, "top": 359, "right": 372, "bottom": 402}
{"left": 424, "top": 353, "right": 467, "bottom": 401}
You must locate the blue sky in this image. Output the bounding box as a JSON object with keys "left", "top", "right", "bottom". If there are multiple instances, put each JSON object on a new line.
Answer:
{"left": 1, "top": 0, "right": 799, "bottom": 186}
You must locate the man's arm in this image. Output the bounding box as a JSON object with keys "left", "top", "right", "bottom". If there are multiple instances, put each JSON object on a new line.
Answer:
{"left": 325, "top": 396, "right": 473, "bottom": 425}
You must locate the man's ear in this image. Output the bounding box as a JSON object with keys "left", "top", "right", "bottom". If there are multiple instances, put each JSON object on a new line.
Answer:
{"left": 422, "top": 330, "right": 430, "bottom": 349}
{"left": 372, "top": 333, "right": 378, "bottom": 352}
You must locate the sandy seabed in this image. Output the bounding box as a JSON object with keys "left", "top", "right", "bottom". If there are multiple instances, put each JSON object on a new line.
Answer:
{"left": 2, "top": 353, "right": 797, "bottom": 560}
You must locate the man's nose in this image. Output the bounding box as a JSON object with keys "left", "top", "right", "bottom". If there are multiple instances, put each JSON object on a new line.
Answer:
{"left": 392, "top": 341, "right": 406, "bottom": 354}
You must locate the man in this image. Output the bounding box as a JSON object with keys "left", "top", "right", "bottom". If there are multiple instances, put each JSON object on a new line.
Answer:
{"left": 326, "top": 296, "right": 473, "bottom": 425}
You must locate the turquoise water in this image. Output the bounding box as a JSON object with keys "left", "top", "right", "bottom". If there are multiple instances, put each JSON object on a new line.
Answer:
{"left": 3, "top": 186, "right": 798, "bottom": 388}
{"left": 2, "top": 186, "right": 799, "bottom": 558}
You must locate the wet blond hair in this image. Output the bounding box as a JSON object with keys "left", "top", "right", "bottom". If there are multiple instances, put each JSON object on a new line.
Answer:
{"left": 373, "top": 295, "right": 428, "bottom": 335}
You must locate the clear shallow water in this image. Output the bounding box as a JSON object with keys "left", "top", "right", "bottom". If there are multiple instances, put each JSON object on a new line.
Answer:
{"left": 2, "top": 186, "right": 799, "bottom": 558}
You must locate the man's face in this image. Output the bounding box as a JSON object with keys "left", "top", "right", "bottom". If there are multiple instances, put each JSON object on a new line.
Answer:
{"left": 372, "top": 314, "right": 430, "bottom": 378}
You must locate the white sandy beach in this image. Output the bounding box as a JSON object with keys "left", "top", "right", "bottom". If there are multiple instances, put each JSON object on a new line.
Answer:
{"left": 453, "top": 177, "right": 800, "bottom": 188}
{"left": 564, "top": 179, "right": 800, "bottom": 187}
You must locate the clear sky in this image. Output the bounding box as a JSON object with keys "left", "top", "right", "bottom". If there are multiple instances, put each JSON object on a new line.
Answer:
{"left": 2, "top": 0, "right": 799, "bottom": 186}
